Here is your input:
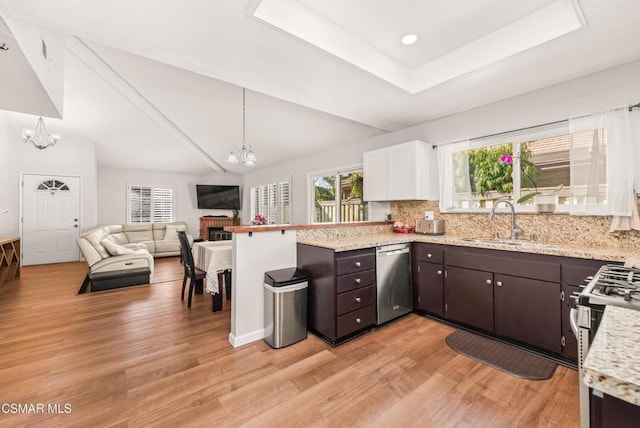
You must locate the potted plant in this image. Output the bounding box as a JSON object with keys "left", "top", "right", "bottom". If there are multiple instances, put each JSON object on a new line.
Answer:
{"left": 232, "top": 209, "right": 240, "bottom": 225}
{"left": 251, "top": 214, "right": 267, "bottom": 225}
{"left": 519, "top": 185, "right": 564, "bottom": 213}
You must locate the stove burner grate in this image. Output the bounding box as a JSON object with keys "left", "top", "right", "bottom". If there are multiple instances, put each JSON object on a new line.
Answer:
{"left": 592, "top": 265, "right": 640, "bottom": 300}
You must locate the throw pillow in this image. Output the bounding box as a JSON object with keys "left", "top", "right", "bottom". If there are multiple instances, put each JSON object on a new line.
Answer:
{"left": 101, "top": 239, "right": 135, "bottom": 256}
{"left": 164, "top": 224, "right": 181, "bottom": 241}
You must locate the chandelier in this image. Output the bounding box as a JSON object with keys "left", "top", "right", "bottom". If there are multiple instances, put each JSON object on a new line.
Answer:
{"left": 226, "top": 88, "right": 256, "bottom": 166}
{"left": 21, "top": 117, "right": 62, "bottom": 150}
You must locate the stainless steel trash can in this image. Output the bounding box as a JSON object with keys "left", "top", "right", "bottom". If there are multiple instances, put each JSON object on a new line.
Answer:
{"left": 264, "top": 267, "right": 308, "bottom": 349}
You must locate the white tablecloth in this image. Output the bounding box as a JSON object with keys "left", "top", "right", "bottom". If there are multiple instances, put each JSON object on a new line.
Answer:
{"left": 192, "top": 241, "right": 232, "bottom": 294}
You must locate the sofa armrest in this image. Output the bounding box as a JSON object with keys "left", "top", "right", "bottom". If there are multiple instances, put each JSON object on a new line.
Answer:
{"left": 89, "top": 249, "right": 154, "bottom": 282}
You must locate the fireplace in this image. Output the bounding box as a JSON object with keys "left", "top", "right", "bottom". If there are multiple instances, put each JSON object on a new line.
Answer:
{"left": 208, "top": 227, "right": 231, "bottom": 241}
{"left": 199, "top": 216, "right": 234, "bottom": 240}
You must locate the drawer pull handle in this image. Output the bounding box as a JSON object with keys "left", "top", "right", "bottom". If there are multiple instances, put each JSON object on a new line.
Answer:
{"left": 355, "top": 278, "right": 361, "bottom": 284}
{"left": 437, "top": 270, "right": 442, "bottom": 275}
{"left": 355, "top": 261, "right": 361, "bottom": 267}
{"left": 125, "top": 262, "right": 133, "bottom": 266}
{"left": 486, "top": 279, "right": 492, "bottom": 285}
{"left": 355, "top": 318, "right": 361, "bottom": 324}
{"left": 355, "top": 297, "right": 361, "bottom": 303}
{"left": 427, "top": 253, "right": 432, "bottom": 258}
{"left": 496, "top": 281, "right": 503, "bottom": 287}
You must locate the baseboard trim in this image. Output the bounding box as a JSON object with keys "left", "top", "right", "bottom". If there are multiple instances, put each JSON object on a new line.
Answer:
{"left": 228, "top": 329, "right": 265, "bottom": 348}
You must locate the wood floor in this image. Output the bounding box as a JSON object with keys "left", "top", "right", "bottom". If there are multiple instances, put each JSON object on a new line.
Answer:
{"left": 0, "top": 258, "right": 579, "bottom": 427}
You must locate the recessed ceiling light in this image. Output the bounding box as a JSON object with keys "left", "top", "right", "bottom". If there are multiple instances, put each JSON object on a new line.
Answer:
{"left": 401, "top": 34, "right": 418, "bottom": 46}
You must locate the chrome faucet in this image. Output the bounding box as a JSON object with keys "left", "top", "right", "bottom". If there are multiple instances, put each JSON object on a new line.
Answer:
{"left": 489, "top": 198, "right": 522, "bottom": 240}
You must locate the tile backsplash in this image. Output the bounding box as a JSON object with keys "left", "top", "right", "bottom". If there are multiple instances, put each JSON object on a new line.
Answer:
{"left": 391, "top": 200, "right": 640, "bottom": 251}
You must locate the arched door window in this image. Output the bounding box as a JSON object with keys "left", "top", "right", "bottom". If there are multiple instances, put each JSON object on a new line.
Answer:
{"left": 36, "top": 179, "right": 70, "bottom": 192}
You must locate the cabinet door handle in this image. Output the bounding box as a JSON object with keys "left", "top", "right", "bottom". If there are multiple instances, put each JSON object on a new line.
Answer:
{"left": 355, "top": 278, "right": 361, "bottom": 284}
{"left": 486, "top": 279, "right": 492, "bottom": 285}
{"left": 496, "top": 281, "right": 503, "bottom": 287}
{"left": 355, "top": 261, "right": 361, "bottom": 267}
{"left": 437, "top": 270, "right": 443, "bottom": 275}
{"left": 355, "top": 297, "right": 361, "bottom": 303}
{"left": 427, "top": 253, "right": 432, "bottom": 258}
{"left": 355, "top": 318, "right": 361, "bottom": 324}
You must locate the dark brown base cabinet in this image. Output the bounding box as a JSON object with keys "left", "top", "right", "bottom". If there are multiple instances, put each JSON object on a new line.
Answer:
{"left": 494, "top": 274, "right": 561, "bottom": 353}
{"left": 414, "top": 244, "right": 608, "bottom": 363}
{"left": 444, "top": 266, "right": 494, "bottom": 332}
{"left": 297, "top": 244, "right": 376, "bottom": 346}
{"left": 411, "top": 243, "right": 444, "bottom": 316}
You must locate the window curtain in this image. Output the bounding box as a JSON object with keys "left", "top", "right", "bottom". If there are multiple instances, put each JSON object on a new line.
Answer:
{"left": 437, "top": 140, "right": 470, "bottom": 212}
{"left": 568, "top": 109, "right": 636, "bottom": 223}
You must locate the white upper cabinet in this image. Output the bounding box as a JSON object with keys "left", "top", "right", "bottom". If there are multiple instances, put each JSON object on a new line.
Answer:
{"left": 363, "top": 140, "right": 437, "bottom": 201}
{"left": 362, "top": 147, "right": 388, "bottom": 201}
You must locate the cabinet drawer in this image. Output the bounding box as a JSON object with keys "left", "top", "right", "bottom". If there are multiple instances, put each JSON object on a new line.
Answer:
{"left": 336, "top": 305, "right": 375, "bottom": 338}
{"left": 336, "top": 269, "right": 375, "bottom": 293}
{"left": 413, "top": 243, "right": 443, "bottom": 263}
{"left": 446, "top": 250, "right": 561, "bottom": 283}
{"left": 337, "top": 285, "right": 376, "bottom": 316}
{"left": 336, "top": 253, "right": 375, "bottom": 276}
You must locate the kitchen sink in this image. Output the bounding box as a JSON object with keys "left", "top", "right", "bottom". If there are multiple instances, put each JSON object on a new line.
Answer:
{"left": 457, "top": 237, "right": 558, "bottom": 248}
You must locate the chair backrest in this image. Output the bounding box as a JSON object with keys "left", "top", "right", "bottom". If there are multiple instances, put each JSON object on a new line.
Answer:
{"left": 177, "top": 231, "right": 196, "bottom": 273}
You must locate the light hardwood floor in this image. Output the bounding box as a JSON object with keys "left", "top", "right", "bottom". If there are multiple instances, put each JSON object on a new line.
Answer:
{"left": 0, "top": 258, "right": 579, "bottom": 427}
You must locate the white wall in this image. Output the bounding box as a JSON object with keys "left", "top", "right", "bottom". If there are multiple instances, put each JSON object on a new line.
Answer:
{"left": 243, "top": 59, "right": 640, "bottom": 224}
{"left": 0, "top": 111, "right": 98, "bottom": 237}
{"left": 2, "top": 14, "right": 65, "bottom": 117}
{"left": 98, "top": 167, "right": 242, "bottom": 236}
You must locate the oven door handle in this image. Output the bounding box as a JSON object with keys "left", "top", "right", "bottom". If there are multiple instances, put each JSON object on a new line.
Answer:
{"left": 569, "top": 307, "right": 579, "bottom": 338}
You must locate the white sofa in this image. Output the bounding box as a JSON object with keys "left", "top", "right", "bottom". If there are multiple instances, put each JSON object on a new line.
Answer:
{"left": 76, "top": 221, "right": 192, "bottom": 292}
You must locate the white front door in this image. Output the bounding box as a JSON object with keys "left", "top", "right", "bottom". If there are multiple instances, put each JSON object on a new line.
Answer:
{"left": 21, "top": 174, "right": 81, "bottom": 265}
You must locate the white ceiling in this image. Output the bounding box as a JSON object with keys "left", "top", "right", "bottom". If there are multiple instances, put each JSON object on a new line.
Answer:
{"left": 1, "top": 0, "right": 640, "bottom": 175}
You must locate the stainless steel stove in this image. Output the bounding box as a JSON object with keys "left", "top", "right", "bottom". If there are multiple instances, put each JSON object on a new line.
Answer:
{"left": 582, "top": 264, "right": 640, "bottom": 304}
{"left": 570, "top": 264, "right": 640, "bottom": 428}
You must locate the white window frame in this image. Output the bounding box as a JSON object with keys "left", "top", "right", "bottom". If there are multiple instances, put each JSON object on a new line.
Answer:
{"left": 308, "top": 163, "right": 368, "bottom": 224}
{"left": 249, "top": 176, "right": 291, "bottom": 225}
{"left": 440, "top": 123, "right": 590, "bottom": 214}
{"left": 441, "top": 122, "right": 611, "bottom": 215}
{"left": 126, "top": 183, "right": 176, "bottom": 224}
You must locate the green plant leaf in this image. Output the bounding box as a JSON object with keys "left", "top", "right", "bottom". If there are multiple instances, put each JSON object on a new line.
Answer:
{"left": 517, "top": 192, "right": 541, "bottom": 204}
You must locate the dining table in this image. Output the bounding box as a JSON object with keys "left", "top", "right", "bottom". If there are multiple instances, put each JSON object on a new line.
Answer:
{"left": 191, "top": 240, "right": 232, "bottom": 312}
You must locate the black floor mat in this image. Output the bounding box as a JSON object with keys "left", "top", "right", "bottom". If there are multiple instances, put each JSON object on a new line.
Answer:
{"left": 445, "top": 330, "right": 557, "bottom": 381}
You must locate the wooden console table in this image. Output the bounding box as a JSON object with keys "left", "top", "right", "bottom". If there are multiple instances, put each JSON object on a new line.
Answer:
{"left": 0, "top": 237, "right": 20, "bottom": 289}
{"left": 199, "top": 217, "right": 235, "bottom": 240}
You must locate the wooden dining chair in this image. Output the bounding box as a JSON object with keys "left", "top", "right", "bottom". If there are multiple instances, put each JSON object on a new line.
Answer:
{"left": 177, "top": 231, "right": 206, "bottom": 308}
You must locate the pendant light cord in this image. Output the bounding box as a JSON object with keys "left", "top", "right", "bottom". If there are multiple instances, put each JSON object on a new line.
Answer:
{"left": 242, "top": 87, "right": 246, "bottom": 146}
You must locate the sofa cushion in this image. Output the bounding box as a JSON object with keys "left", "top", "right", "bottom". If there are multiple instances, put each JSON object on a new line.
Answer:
{"left": 139, "top": 241, "right": 155, "bottom": 254}
{"left": 123, "top": 224, "right": 154, "bottom": 243}
{"left": 105, "top": 232, "right": 129, "bottom": 245}
{"left": 101, "top": 239, "right": 135, "bottom": 256}
{"left": 81, "top": 227, "right": 111, "bottom": 259}
{"left": 154, "top": 239, "right": 180, "bottom": 254}
{"left": 163, "top": 224, "right": 181, "bottom": 241}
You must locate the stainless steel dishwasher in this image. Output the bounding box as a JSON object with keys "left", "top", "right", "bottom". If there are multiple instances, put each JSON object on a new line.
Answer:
{"left": 376, "top": 243, "right": 412, "bottom": 325}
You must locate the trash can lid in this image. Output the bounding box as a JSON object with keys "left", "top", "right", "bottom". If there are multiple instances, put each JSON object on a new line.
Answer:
{"left": 264, "top": 267, "right": 308, "bottom": 287}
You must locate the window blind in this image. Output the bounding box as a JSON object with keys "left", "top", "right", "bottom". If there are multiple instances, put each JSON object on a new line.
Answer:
{"left": 250, "top": 178, "right": 291, "bottom": 224}
{"left": 128, "top": 185, "right": 174, "bottom": 223}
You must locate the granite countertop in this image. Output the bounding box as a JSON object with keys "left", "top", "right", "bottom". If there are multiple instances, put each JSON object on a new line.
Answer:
{"left": 296, "top": 231, "right": 632, "bottom": 262}
{"left": 583, "top": 306, "right": 640, "bottom": 405}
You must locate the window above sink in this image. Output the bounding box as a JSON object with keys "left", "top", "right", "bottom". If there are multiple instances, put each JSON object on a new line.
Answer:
{"left": 437, "top": 120, "right": 612, "bottom": 215}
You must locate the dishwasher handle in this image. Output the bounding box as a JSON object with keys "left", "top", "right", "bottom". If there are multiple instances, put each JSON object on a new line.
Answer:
{"left": 377, "top": 248, "right": 410, "bottom": 257}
